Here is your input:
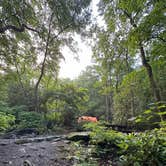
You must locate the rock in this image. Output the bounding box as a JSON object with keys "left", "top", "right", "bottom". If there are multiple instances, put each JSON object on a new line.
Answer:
{"left": 40, "top": 146, "right": 46, "bottom": 149}
{"left": 15, "top": 135, "right": 61, "bottom": 144}
{"left": 1, "top": 128, "right": 39, "bottom": 139}
{"left": 0, "top": 142, "right": 8, "bottom": 146}
{"left": 38, "top": 154, "right": 43, "bottom": 158}
{"left": 52, "top": 138, "right": 61, "bottom": 142}
{"left": 2, "top": 133, "right": 17, "bottom": 139}
{"left": 16, "top": 128, "right": 39, "bottom": 136}
{"left": 19, "top": 148, "right": 26, "bottom": 153}
{"left": 26, "top": 154, "right": 31, "bottom": 158}
{"left": 2, "top": 161, "right": 12, "bottom": 165}
{"left": 12, "top": 156, "right": 17, "bottom": 159}
{"left": 23, "top": 160, "right": 33, "bottom": 166}
{"left": 45, "top": 136, "right": 60, "bottom": 141}
{"left": 15, "top": 139, "right": 31, "bottom": 144}
{"left": 29, "top": 146, "right": 38, "bottom": 151}
{"left": 67, "top": 132, "right": 90, "bottom": 142}
{"left": 63, "top": 140, "right": 70, "bottom": 144}
{"left": 20, "top": 155, "right": 26, "bottom": 158}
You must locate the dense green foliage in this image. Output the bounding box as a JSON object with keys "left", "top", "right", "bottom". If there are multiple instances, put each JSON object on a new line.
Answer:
{"left": 0, "top": 0, "right": 165, "bottom": 129}
{"left": 0, "top": 112, "right": 15, "bottom": 131}
{"left": 0, "top": 102, "right": 15, "bottom": 131}
{"left": 113, "top": 61, "right": 166, "bottom": 125}
{"left": 75, "top": 66, "right": 106, "bottom": 119}
{"left": 0, "top": 81, "right": 89, "bottom": 132}
{"left": 73, "top": 123, "right": 166, "bottom": 165}
{"left": 91, "top": 0, "right": 166, "bottom": 125}
{"left": 0, "top": 0, "right": 92, "bottom": 132}
{"left": 0, "top": 0, "right": 166, "bottom": 164}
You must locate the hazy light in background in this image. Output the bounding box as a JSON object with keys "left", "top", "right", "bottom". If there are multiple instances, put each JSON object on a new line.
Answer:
{"left": 59, "top": 0, "right": 102, "bottom": 79}
{"left": 59, "top": 36, "right": 93, "bottom": 79}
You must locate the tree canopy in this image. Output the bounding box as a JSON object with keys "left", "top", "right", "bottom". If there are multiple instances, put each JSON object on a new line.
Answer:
{"left": 0, "top": 0, "right": 165, "bottom": 137}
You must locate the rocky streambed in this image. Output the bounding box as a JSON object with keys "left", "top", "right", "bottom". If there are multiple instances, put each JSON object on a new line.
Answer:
{"left": 0, "top": 135, "right": 74, "bottom": 166}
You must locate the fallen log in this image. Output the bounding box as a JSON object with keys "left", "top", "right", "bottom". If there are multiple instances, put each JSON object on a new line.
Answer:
{"left": 15, "top": 135, "right": 62, "bottom": 144}
{"left": 67, "top": 132, "right": 90, "bottom": 142}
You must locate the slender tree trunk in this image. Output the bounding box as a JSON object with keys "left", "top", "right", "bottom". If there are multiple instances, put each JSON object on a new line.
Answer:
{"left": 125, "top": 51, "right": 131, "bottom": 73}
{"left": 123, "top": 10, "right": 163, "bottom": 122}
{"left": 105, "top": 94, "right": 113, "bottom": 122}
{"left": 105, "top": 60, "right": 114, "bottom": 123}
{"left": 34, "top": 22, "right": 51, "bottom": 112}
{"left": 123, "top": 10, "right": 161, "bottom": 101}
{"left": 109, "top": 92, "right": 113, "bottom": 122}
{"left": 33, "top": 15, "right": 68, "bottom": 112}
{"left": 15, "top": 63, "right": 27, "bottom": 99}
{"left": 139, "top": 43, "right": 161, "bottom": 102}
{"left": 34, "top": 38, "right": 50, "bottom": 112}
{"left": 15, "top": 62, "right": 32, "bottom": 110}
{"left": 105, "top": 95, "right": 109, "bottom": 122}
{"left": 131, "top": 88, "right": 135, "bottom": 117}
{"left": 139, "top": 44, "right": 164, "bottom": 122}
{"left": 105, "top": 81, "right": 113, "bottom": 122}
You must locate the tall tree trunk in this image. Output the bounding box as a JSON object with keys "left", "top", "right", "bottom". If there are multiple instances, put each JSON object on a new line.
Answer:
{"left": 15, "top": 62, "right": 28, "bottom": 99}
{"left": 123, "top": 10, "right": 161, "bottom": 101}
{"left": 34, "top": 24, "right": 51, "bottom": 112}
{"left": 105, "top": 95, "right": 109, "bottom": 122}
{"left": 139, "top": 44, "right": 164, "bottom": 122}
{"left": 34, "top": 38, "right": 49, "bottom": 112}
{"left": 105, "top": 95, "right": 113, "bottom": 122}
{"left": 139, "top": 43, "right": 161, "bottom": 102}
{"left": 33, "top": 14, "right": 68, "bottom": 112}
{"left": 122, "top": 10, "right": 163, "bottom": 122}
{"left": 125, "top": 51, "right": 131, "bottom": 73}
{"left": 15, "top": 62, "right": 33, "bottom": 110}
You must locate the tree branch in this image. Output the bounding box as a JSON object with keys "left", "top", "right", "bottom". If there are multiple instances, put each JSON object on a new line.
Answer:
{"left": 122, "top": 10, "right": 137, "bottom": 28}
{"left": 49, "top": 24, "right": 71, "bottom": 43}
{"left": 153, "top": 36, "right": 166, "bottom": 43}
{"left": 0, "top": 24, "right": 40, "bottom": 34}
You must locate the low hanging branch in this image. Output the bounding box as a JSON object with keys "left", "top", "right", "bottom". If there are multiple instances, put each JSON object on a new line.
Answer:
{"left": 0, "top": 24, "right": 40, "bottom": 33}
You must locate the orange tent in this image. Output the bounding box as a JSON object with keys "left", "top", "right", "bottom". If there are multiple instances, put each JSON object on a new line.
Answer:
{"left": 78, "top": 116, "right": 98, "bottom": 123}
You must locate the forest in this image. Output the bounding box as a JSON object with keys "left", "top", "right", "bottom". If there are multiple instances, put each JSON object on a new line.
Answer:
{"left": 0, "top": 0, "right": 166, "bottom": 166}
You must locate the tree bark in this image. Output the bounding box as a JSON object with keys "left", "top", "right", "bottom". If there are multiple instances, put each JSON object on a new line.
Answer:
{"left": 34, "top": 16, "right": 52, "bottom": 112}
{"left": 15, "top": 62, "right": 32, "bottom": 110}
{"left": 0, "top": 24, "right": 39, "bottom": 33}
{"left": 139, "top": 43, "right": 161, "bottom": 102}
{"left": 105, "top": 95, "right": 109, "bottom": 122}
{"left": 33, "top": 13, "right": 67, "bottom": 112}
{"left": 122, "top": 10, "right": 161, "bottom": 102}
{"left": 34, "top": 33, "right": 50, "bottom": 112}
{"left": 105, "top": 84, "right": 113, "bottom": 122}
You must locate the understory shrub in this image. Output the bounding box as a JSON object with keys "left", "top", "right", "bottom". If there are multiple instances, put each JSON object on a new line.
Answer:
{"left": 0, "top": 101, "right": 15, "bottom": 131}
{"left": 82, "top": 123, "right": 166, "bottom": 166}
{"left": 0, "top": 112, "right": 15, "bottom": 131}
{"left": 16, "top": 111, "right": 43, "bottom": 130}
{"left": 134, "top": 102, "right": 166, "bottom": 129}
{"left": 43, "top": 111, "right": 62, "bottom": 129}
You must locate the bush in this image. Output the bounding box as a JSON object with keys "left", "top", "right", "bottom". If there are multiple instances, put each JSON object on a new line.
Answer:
{"left": 0, "top": 101, "right": 15, "bottom": 131}
{"left": 0, "top": 112, "right": 15, "bottom": 131}
{"left": 43, "top": 111, "right": 62, "bottom": 129}
{"left": 118, "top": 129, "right": 166, "bottom": 166}
{"left": 16, "top": 111, "right": 43, "bottom": 130}
{"left": 134, "top": 101, "right": 166, "bottom": 129}
{"left": 83, "top": 123, "right": 166, "bottom": 166}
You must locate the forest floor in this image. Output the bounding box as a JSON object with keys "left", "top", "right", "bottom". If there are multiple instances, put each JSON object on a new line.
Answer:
{"left": 0, "top": 135, "right": 74, "bottom": 166}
